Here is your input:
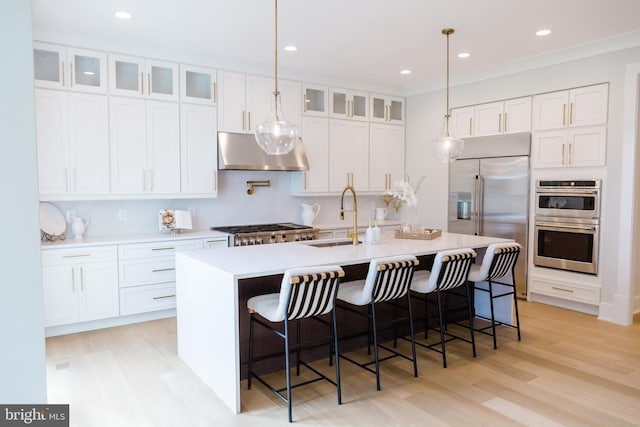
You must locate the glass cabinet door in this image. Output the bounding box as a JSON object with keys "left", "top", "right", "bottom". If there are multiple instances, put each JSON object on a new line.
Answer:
{"left": 34, "top": 43, "right": 65, "bottom": 88}
{"left": 180, "top": 65, "right": 216, "bottom": 105}
{"left": 330, "top": 88, "right": 368, "bottom": 121}
{"left": 302, "top": 83, "right": 328, "bottom": 117}
{"left": 370, "top": 94, "right": 404, "bottom": 124}
{"left": 147, "top": 60, "right": 178, "bottom": 101}
{"left": 351, "top": 93, "right": 367, "bottom": 121}
{"left": 109, "top": 54, "right": 145, "bottom": 97}
{"left": 67, "top": 48, "right": 107, "bottom": 93}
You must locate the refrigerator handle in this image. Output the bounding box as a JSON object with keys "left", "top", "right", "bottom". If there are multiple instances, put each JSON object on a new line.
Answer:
{"left": 478, "top": 175, "right": 485, "bottom": 235}
{"left": 474, "top": 175, "right": 479, "bottom": 235}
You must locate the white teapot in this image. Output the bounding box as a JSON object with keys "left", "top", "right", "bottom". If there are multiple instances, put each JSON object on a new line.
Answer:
{"left": 71, "top": 217, "right": 90, "bottom": 239}
{"left": 301, "top": 203, "right": 320, "bottom": 226}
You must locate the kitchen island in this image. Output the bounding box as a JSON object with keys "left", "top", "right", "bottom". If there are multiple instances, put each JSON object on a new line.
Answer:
{"left": 175, "top": 232, "right": 512, "bottom": 413}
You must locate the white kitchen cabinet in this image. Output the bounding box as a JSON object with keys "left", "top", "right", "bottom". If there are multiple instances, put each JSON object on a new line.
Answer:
{"left": 450, "top": 106, "right": 474, "bottom": 138}
{"left": 180, "top": 104, "right": 218, "bottom": 195}
{"left": 453, "top": 97, "right": 531, "bottom": 138}
{"left": 118, "top": 239, "right": 202, "bottom": 315}
{"left": 33, "top": 42, "right": 107, "bottom": 94}
{"left": 202, "top": 237, "right": 228, "bottom": 248}
{"left": 532, "top": 83, "right": 608, "bottom": 131}
{"left": 370, "top": 93, "right": 404, "bottom": 125}
{"left": 108, "top": 54, "right": 178, "bottom": 101}
{"left": 109, "top": 97, "right": 180, "bottom": 194}
{"left": 217, "top": 71, "right": 301, "bottom": 133}
{"left": 35, "top": 89, "right": 110, "bottom": 197}
{"left": 180, "top": 64, "right": 216, "bottom": 105}
{"left": 329, "top": 88, "right": 368, "bottom": 121}
{"left": 369, "top": 123, "right": 405, "bottom": 192}
{"left": 291, "top": 117, "right": 330, "bottom": 194}
{"left": 328, "top": 120, "right": 369, "bottom": 192}
{"left": 529, "top": 276, "right": 600, "bottom": 305}
{"left": 302, "top": 83, "right": 329, "bottom": 117}
{"left": 533, "top": 126, "right": 606, "bottom": 168}
{"left": 42, "top": 246, "right": 119, "bottom": 327}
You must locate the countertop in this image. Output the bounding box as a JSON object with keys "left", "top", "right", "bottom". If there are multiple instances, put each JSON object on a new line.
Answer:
{"left": 40, "top": 230, "right": 229, "bottom": 250}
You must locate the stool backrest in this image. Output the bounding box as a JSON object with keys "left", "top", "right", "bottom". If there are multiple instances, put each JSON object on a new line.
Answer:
{"left": 477, "top": 243, "right": 521, "bottom": 281}
{"left": 281, "top": 265, "right": 345, "bottom": 321}
{"left": 366, "top": 255, "right": 419, "bottom": 303}
{"left": 431, "top": 248, "right": 476, "bottom": 291}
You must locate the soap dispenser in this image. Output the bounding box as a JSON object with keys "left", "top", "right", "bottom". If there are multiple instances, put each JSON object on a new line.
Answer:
{"left": 372, "top": 220, "right": 381, "bottom": 243}
{"left": 366, "top": 221, "right": 375, "bottom": 244}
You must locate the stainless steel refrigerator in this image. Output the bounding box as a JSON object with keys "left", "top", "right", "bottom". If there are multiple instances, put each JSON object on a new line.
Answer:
{"left": 448, "top": 133, "right": 530, "bottom": 297}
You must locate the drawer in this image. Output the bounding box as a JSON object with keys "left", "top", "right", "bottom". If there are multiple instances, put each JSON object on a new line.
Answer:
{"left": 120, "top": 283, "right": 176, "bottom": 315}
{"left": 42, "top": 245, "right": 117, "bottom": 265}
{"left": 119, "top": 257, "right": 176, "bottom": 287}
{"left": 118, "top": 239, "right": 202, "bottom": 260}
{"left": 529, "top": 277, "right": 600, "bottom": 305}
{"left": 202, "top": 238, "right": 228, "bottom": 248}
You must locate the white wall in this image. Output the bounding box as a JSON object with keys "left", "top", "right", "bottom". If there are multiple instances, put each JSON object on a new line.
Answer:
{"left": 0, "top": 1, "right": 47, "bottom": 402}
{"left": 406, "top": 46, "right": 640, "bottom": 323}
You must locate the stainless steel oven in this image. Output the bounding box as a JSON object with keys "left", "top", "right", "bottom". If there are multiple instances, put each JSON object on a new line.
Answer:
{"left": 534, "top": 180, "right": 601, "bottom": 275}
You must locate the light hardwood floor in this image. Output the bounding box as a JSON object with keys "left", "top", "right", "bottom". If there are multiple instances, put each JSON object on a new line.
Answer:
{"left": 46, "top": 301, "right": 640, "bottom": 426}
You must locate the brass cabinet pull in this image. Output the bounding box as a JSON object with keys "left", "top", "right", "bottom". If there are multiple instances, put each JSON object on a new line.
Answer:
{"left": 153, "top": 294, "right": 176, "bottom": 300}
{"left": 71, "top": 268, "right": 75, "bottom": 292}
{"left": 569, "top": 102, "right": 574, "bottom": 125}
{"left": 552, "top": 286, "right": 574, "bottom": 293}
{"left": 147, "top": 72, "right": 151, "bottom": 95}
{"left": 303, "top": 94, "right": 307, "bottom": 112}
{"left": 151, "top": 247, "right": 175, "bottom": 251}
{"left": 561, "top": 144, "right": 565, "bottom": 165}
{"left": 498, "top": 113, "right": 502, "bottom": 133}
{"left": 63, "top": 253, "right": 90, "bottom": 258}
{"left": 70, "top": 63, "right": 73, "bottom": 87}
{"left": 213, "top": 82, "right": 217, "bottom": 104}
{"left": 469, "top": 117, "right": 473, "bottom": 136}
{"left": 80, "top": 267, "right": 84, "bottom": 292}
{"left": 568, "top": 144, "right": 572, "bottom": 165}
{"left": 140, "top": 72, "right": 144, "bottom": 94}
{"left": 504, "top": 112, "right": 508, "bottom": 132}
{"left": 303, "top": 172, "right": 307, "bottom": 190}
{"left": 152, "top": 268, "right": 175, "bottom": 273}
{"left": 248, "top": 111, "right": 251, "bottom": 130}
{"left": 562, "top": 104, "right": 566, "bottom": 125}
{"left": 61, "top": 62, "right": 65, "bottom": 86}
{"left": 242, "top": 111, "right": 245, "bottom": 130}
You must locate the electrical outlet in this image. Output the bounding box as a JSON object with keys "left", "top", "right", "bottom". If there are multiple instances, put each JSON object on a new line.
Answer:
{"left": 66, "top": 210, "right": 76, "bottom": 222}
{"left": 188, "top": 206, "right": 195, "bottom": 217}
{"left": 118, "top": 209, "right": 127, "bottom": 221}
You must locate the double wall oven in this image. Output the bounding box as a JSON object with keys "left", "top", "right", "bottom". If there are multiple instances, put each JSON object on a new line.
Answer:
{"left": 534, "top": 180, "right": 601, "bottom": 274}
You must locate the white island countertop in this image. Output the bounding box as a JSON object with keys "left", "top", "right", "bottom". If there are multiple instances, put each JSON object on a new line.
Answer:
{"left": 176, "top": 232, "right": 512, "bottom": 414}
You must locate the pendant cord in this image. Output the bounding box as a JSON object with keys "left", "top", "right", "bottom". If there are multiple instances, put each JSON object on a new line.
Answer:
{"left": 444, "top": 29, "right": 452, "bottom": 137}
{"left": 274, "top": 0, "right": 280, "bottom": 120}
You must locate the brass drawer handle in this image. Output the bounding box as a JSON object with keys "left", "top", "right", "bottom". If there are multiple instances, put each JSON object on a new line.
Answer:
{"left": 151, "top": 247, "right": 175, "bottom": 251}
{"left": 551, "top": 286, "right": 574, "bottom": 293}
{"left": 153, "top": 294, "right": 176, "bottom": 300}
{"left": 62, "top": 254, "right": 90, "bottom": 258}
{"left": 152, "top": 268, "right": 175, "bottom": 273}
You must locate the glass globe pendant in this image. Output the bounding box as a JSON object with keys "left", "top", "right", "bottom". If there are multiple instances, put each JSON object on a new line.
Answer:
{"left": 255, "top": 0, "right": 300, "bottom": 155}
{"left": 432, "top": 28, "right": 464, "bottom": 163}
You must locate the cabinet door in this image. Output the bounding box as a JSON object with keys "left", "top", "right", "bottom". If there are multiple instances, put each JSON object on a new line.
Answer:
{"left": 329, "top": 120, "right": 353, "bottom": 191}
{"left": 370, "top": 123, "right": 405, "bottom": 192}
{"left": 370, "top": 94, "right": 404, "bottom": 125}
{"left": 533, "top": 130, "right": 566, "bottom": 168}
{"left": 180, "top": 104, "right": 217, "bottom": 194}
{"left": 329, "top": 88, "right": 350, "bottom": 119}
{"left": 302, "top": 83, "right": 328, "bottom": 117}
{"left": 532, "top": 90, "right": 568, "bottom": 131}
{"left": 33, "top": 43, "right": 66, "bottom": 89}
{"left": 350, "top": 91, "right": 368, "bottom": 121}
{"left": 474, "top": 102, "right": 503, "bottom": 137}
{"left": 109, "top": 54, "right": 145, "bottom": 98}
{"left": 450, "top": 106, "right": 474, "bottom": 138}
{"left": 280, "top": 78, "right": 302, "bottom": 128}
{"left": 66, "top": 47, "right": 107, "bottom": 94}
{"left": 109, "top": 97, "right": 147, "bottom": 193}
{"left": 146, "top": 59, "right": 179, "bottom": 101}
{"left": 245, "top": 74, "right": 274, "bottom": 133}
{"left": 569, "top": 84, "right": 608, "bottom": 127}
{"left": 180, "top": 64, "right": 216, "bottom": 105}
{"left": 42, "top": 264, "right": 77, "bottom": 327}
{"left": 68, "top": 93, "right": 110, "bottom": 194}
{"left": 350, "top": 122, "right": 369, "bottom": 191}
{"left": 35, "top": 89, "right": 69, "bottom": 195}
{"left": 299, "top": 117, "right": 329, "bottom": 193}
{"left": 217, "top": 70, "right": 246, "bottom": 133}
{"left": 147, "top": 101, "right": 180, "bottom": 193}
{"left": 568, "top": 127, "right": 606, "bottom": 167}
{"left": 503, "top": 97, "right": 532, "bottom": 134}
{"left": 77, "top": 262, "right": 120, "bottom": 322}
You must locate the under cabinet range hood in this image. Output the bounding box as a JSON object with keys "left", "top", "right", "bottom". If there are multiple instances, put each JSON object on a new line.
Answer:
{"left": 217, "top": 132, "right": 309, "bottom": 171}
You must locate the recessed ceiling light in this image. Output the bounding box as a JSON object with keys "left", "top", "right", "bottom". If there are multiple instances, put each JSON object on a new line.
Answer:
{"left": 400, "top": 69, "right": 411, "bottom": 75}
{"left": 536, "top": 29, "right": 552, "bottom": 36}
{"left": 457, "top": 52, "right": 470, "bottom": 58}
{"left": 115, "top": 11, "right": 133, "bottom": 20}
{"left": 83, "top": 71, "right": 95, "bottom": 76}
{"left": 283, "top": 45, "right": 297, "bottom": 52}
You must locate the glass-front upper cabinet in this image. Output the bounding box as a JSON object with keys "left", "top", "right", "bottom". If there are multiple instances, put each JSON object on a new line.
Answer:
{"left": 108, "top": 54, "right": 178, "bottom": 101}
{"left": 370, "top": 94, "right": 404, "bottom": 125}
{"left": 302, "top": 83, "right": 328, "bottom": 117}
{"left": 33, "top": 42, "right": 107, "bottom": 93}
{"left": 329, "top": 88, "right": 368, "bottom": 121}
{"left": 180, "top": 64, "right": 216, "bottom": 105}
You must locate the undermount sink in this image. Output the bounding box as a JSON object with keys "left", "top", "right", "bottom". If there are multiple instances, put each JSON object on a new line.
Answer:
{"left": 305, "top": 240, "right": 361, "bottom": 248}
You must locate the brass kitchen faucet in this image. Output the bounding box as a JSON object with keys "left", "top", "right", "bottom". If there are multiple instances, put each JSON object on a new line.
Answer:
{"left": 339, "top": 185, "right": 359, "bottom": 245}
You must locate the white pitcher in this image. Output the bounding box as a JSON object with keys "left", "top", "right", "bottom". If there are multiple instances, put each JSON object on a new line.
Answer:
{"left": 71, "top": 217, "right": 90, "bottom": 239}
{"left": 301, "top": 203, "right": 320, "bottom": 226}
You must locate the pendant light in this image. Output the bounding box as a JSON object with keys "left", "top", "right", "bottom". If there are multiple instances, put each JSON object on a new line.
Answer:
{"left": 433, "top": 28, "right": 464, "bottom": 163}
{"left": 255, "top": 0, "right": 300, "bottom": 155}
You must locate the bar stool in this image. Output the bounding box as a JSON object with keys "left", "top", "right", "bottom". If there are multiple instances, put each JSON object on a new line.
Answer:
{"left": 410, "top": 248, "right": 476, "bottom": 368}
{"left": 247, "top": 265, "right": 344, "bottom": 423}
{"left": 336, "top": 255, "right": 419, "bottom": 391}
{"left": 468, "top": 242, "right": 522, "bottom": 349}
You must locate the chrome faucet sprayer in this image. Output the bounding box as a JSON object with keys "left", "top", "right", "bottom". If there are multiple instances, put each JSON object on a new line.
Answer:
{"left": 339, "top": 185, "right": 359, "bottom": 245}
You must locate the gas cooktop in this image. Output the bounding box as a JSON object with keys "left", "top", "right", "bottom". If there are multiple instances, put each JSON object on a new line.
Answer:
{"left": 210, "top": 223, "right": 313, "bottom": 234}
{"left": 210, "top": 223, "right": 318, "bottom": 246}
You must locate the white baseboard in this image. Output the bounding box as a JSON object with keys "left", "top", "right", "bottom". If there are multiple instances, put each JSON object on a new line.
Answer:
{"left": 45, "top": 309, "right": 176, "bottom": 337}
{"left": 528, "top": 292, "right": 598, "bottom": 316}
{"left": 598, "top": 294, "right": 633, "bottom": 325}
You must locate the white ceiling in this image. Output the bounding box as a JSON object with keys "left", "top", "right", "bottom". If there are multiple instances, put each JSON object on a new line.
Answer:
{"left": 31, "top": 0, "right": 640, "bottom": 95}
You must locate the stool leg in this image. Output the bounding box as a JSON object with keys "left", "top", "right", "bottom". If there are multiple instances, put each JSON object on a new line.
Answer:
{"left": 284, "top": 317, "right": 293, "bottom": 423}
{"left": 329, "top": 316, "right": 334, "bottom": 367}
{"left": 332, "top": 307, "right": 342, "bottom": 405}
{"left": 488, "top": 280, "right": 498, "bottom": 349}
{"left": 424, "top": 292, "right": 429, "bottom": 339}
{"left": 248, "top": 313, "right": 254, "bottom": 390}
{"left": 367, "top": 305, "right": 373, "bottom": 356}
{"left": 512, "top": 281, "right": 522, "bottom": 341}
{"left": 370, "top": 301, "right": 381, "bottom": 391}
{"left": 466, "top": 282, "right": 477, "bottom": 358}
{"left": 406, "top": 292, "right": 418, "bottom": 377}
{"left": 435, "top": 287, "right": 447, "bottom": 368}
{"left": 296, "top": 319, "right": 301, "bottom": 376}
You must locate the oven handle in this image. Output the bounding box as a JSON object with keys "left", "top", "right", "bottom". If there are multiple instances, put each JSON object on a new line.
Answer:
{"left": 535, "top": 189, "right": 599, "bottom": 195}
{"left": 535, "top": 222, "right": 597, "bottom": 232}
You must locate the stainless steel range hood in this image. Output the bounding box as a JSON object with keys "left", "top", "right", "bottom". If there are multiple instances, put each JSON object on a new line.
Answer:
{"left": 217, "top": 132, "right": 309, "bottom": 171}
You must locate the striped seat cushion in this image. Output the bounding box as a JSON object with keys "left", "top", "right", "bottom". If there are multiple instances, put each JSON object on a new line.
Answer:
{"left": 468, "top": 243, "right": 521, "bottom": 282}
{"left": 411, "top": 248, "right": 476, "bottom": 294}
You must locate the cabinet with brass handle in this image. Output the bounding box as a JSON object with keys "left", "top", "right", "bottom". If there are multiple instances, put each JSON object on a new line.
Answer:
{"left": 329, "top": 87, "right": 368, "bottom": 121}
{"left": 533, "top": 126, "right": 606, "bottom": 168}
{"left": 532, "top": 83, "right": 608, "bottom": 131}
{"left": 180, "top": 64, "right": 217, "bottom": 105}
{"left": 370, "top": 93, "right": 404, "bottom": 125}
{"left": 108, "top": 54, "right": 178, "bottom": 101}
{"left": 302, "top": 83, "right": 329, "bottom": 117}
{"left": 462, "top": 97, "right": 532, "bottom": 138}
